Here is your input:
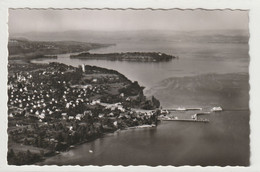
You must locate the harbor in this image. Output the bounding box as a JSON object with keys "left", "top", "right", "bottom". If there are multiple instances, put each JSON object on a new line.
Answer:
{"left": 158, "top": 118, "right": 209, "bottom": 123}
{"left": 158, "top": 107, "right": 223, "bottom": 123}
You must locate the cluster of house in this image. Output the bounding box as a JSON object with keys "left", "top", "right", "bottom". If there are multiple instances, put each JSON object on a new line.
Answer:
{"left": 7, "top": 69, "right": 107, "bottom": 123}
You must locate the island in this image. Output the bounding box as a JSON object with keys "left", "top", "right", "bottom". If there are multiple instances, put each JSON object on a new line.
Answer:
{"left": 70, "top": 52, "right": 176, "bottom": 62}
{"left": 7, "top": 62, "right": 160, "bottom": 165}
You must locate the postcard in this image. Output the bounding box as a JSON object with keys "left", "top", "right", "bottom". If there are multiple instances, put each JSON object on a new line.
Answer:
{"left": 0, "top": 0, "right": 259, "bottom": 172}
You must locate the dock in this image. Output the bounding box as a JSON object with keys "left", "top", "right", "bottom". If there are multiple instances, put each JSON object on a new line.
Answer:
{"left": 158, "top": 109, "right": 211, "bottom": 123}
{"left": 195, "top": 112, "right": 211, "bottom": 115}
{"left": 159, "top": 118, "right": 209, "bottom": 123}
{"left": 163, "top": 107, "right": 202, "bottom": 111}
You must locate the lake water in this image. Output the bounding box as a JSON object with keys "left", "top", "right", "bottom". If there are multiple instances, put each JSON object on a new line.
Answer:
{"left": 35, "top": 35, "right": 250, "bottom": 166}
{"left": 32, "top": 41, "right": 248, "bottom": 92}
{"left": 40, "top": 111, "right": 249, "bottom": 166}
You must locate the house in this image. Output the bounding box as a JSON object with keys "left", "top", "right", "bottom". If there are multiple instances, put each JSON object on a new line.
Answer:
{"left": 113, "top": 121, "right": 118, "bottom": 126}
{"left": 91, "top": 99, "right": 100, "bottom": 105}
{"left": 61, "top": 112, "right": 67, "bottom": 116}
{"left": 35, "top": 111, "right": 40, "bottom": 116}
{"left": 84, "top": 110, "right": 92, "bottom": 116}
{"left": 108, "top": 112, "right": 114, "bottom": 117}
{"left": 92, "top": 78, "right": 97, "bottom": 83}
{"left": 39, "top": 113, "right": 45, "bottom": 119}
{"left": 61, "top": 113, "right": 67, "bottom": 119}
{"left": 118, "top": 106, "right": 125, "bottom": 112}
{"left": 118, "top": 113, "right": 126, "bottom": 118}
{"left": 76, "top": 114, "right": 83, "bottom": 120}
{"left": 81, "top": 64, "right": 85, "bottom": 72}
{"left": 68, "top": 116, "right": 74, "bottom": 120}
{"left": 98, "top": 114, "right": 104, "bottom": 118}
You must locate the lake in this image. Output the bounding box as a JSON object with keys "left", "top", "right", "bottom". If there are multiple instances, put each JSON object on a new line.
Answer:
{"left": 32, "top": 40, "right": 249, "bottom": 93}
{"left": 35, "top": 35, "right": 250, "bottom": 166}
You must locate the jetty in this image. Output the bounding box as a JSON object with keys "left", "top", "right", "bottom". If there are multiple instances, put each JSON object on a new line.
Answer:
{"left": 159, "top": 118, "right": 209, "bottom": 123}
{"left": 158, "top": 109, "right": 211, "bottom": 123}
{"left": 158, "top": 106, "right": 225, "bottom": 123}
{"left": 163, "top": 107, "right": 202, "bottom": 111}
{"left": 195, "top": 112, "right": 211, "bottom": 116}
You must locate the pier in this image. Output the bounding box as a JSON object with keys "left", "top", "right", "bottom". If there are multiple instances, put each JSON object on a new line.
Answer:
{"left": 158, "top": 106, "right": 226, "bottom": 123}
{"left": 159, "top": 118, "right": 209, "bottom": 123}
{"left": 163, "top": 107, "right": 202, "bottom": 111}
{"left": 159, "top": 108, "right": 211, "bottom": 123}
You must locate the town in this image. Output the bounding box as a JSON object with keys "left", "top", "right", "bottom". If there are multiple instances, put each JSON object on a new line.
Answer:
{"left": 7, "top": 62, "right": 160, "bottom": 165}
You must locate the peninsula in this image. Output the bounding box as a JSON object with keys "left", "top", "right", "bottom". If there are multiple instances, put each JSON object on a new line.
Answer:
{"left": 8, "top": 38, "right": 113, "bottom": 63}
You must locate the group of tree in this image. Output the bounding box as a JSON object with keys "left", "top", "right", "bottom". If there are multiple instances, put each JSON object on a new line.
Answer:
{"left": 8, "top": 149, "right": 42, "bottom": 165}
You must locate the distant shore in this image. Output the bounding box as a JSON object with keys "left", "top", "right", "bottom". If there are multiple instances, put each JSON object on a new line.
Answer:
{"left": 8, "top": 38, "right": 114, "bottom": 64}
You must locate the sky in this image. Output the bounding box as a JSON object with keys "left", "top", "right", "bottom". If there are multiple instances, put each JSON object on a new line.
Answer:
{"left": 8, "top": 9, "right": 248, "bottom": 34}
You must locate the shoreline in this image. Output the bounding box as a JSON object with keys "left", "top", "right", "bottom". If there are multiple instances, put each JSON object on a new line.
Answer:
{"left": 37, "top": 123, "right": 157, "bottom": 165}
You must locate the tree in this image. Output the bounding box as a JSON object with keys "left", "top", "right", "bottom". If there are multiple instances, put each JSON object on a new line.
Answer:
{"left": 24, "top": 138, "right": 28, "bottom": 145}
{"left": 57, "top": 132, "right": 64, "bottom": 142}
{"left": 152, "top": 96, "right": 160, "bottom": 108}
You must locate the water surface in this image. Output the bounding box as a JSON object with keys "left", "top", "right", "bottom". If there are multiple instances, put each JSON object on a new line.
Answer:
{"left": 35, "top": 35, "right": 250, "bottom": 166}
{"left": 33, "top": 41, "right": 248, "bottom": 92}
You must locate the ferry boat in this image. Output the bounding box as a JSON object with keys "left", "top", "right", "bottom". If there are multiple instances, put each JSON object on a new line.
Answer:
{"left": 211, "top": 106, "right": 223, "bottom": 112}
{"left": 176, "top": 107, "right": 186, "bottom": 111}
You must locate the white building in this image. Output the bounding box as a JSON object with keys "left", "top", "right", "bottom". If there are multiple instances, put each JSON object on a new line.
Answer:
{"left": 82, "top": 64, "right": 85, "bottom": 72}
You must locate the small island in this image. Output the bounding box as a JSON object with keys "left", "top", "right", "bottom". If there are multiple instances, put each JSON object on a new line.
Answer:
{"left": 70, "top": 52, "right": 176, "bottom": 62}
{"left": 7, "top": 62, "right": 160, "bottom": 165}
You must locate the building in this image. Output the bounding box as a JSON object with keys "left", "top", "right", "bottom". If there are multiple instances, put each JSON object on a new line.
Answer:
{"left": 82, "top": 64, "right": 85, "bottom": 72}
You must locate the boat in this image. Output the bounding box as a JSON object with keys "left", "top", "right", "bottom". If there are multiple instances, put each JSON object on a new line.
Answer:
{"left": 191, "top": 114, "right": 197, "bottom": 119}
{"left": 211, "top": 106, "right": 223, "bottom": 112}
{"left": 176, "top": 107, "right": 186, "bottom": 111}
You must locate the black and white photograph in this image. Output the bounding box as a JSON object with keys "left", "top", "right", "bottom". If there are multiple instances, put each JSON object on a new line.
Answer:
{"left": 6, "top": 8, "right": 250, "bottom": 166}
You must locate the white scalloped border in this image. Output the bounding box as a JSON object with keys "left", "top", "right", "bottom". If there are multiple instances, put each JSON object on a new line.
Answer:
{"left": 0, "top": 0, "right": 260, "bottom": 171}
